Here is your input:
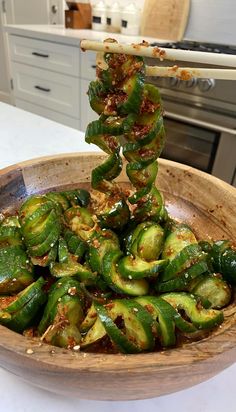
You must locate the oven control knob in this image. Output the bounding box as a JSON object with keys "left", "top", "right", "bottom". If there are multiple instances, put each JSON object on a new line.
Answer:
{"left": 185, "top": 78, "right": 197, "bottom": 88}
{"left": 169, "top": 77, "right": 180, "bottom": 87}
{"left": 198, "top": 79, "right": 215, "bottom": 92}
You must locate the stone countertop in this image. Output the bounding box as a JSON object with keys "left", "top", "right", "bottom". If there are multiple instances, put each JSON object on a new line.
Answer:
{"left": 0, "top": 102, "right": 235, "bottom": 411}
{"left": 4, "top": 24, "right": 167, "bottom": 46}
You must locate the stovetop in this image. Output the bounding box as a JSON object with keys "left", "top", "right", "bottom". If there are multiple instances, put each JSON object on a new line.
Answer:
{"left": 151, "top": 41, "right": 236, "bottom": 55}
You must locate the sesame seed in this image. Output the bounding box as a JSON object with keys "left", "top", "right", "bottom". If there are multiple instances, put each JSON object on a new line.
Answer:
{"left": 128, "top": 275, "right": 133, "bottom": 280}
{"left": 68, "top": 287, "right": 77, "bottom": 296}
{"left": 73, "top": 345, "right": 81, "bottom": 351}
{"left": 26, "top": 348, "right": 34, "bottom": 355}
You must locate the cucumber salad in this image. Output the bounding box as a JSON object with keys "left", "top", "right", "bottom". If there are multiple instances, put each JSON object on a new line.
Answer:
{"left": 0, "top": 41, "right": 235, "bottom": 353}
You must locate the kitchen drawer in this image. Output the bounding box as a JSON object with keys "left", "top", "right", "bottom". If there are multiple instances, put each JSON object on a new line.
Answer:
{"left": 12, "top": 62, "right": 80, "bottom": 118}
{"left": 80, "top": 79, "right": 98, "bottom": 132}
{"left": 80, "top": 50, "right": 96, "bottom": 80}
{"left": 9, "top": 35, "right": 80, "bottom": 77}
{"left": 15, "top": 99, "right": 80, "bottom": 130}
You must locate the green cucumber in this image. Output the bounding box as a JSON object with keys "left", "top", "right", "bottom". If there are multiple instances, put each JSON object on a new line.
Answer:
{"left": 162, "top": 292, "right": 224, "bottom": 330}
{"left": 190, "top": 274, "right": 232, "bottom": 309}
{"left": 136, "top": 223, "right": 164, "bottom": 261}
{"left": 135, "top": 296, "right": 176, "bottom": 347}
{"left": 102, "top": 251, "right": 149, "bottom": 296}
{"left": 118, "top": 255, "right": 167, "bottom": 279}
{"left": 94, "top": 299, "right": 154, "bottom": 353}
{"left": 162, "top": 243, "right": 205, "bottom": 281}
{"left": 156, "top": 260, "right": 209, "bottom": 293}
{"left": 0, "top": 277, "right": 46, "bottom": 333}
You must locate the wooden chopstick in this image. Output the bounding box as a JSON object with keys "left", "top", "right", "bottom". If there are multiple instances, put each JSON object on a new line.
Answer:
{"left": 80, "top": 39, "right": 236, "bottom": 68}
{"left": 146, "top": 66, "right": 236, "bottom": 80}
{"left": 95, "top": 50, "right": 236, "bottom": 81}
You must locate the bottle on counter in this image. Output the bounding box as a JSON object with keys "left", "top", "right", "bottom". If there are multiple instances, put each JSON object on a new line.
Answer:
{"left": 106, "top": 2, "right": 121, "bottom": 33}
{"left": 91, "top": 1, "right": 107, "bottom": 31}
{"left": 121, "top": 3, "right": 141, "bottom": 36}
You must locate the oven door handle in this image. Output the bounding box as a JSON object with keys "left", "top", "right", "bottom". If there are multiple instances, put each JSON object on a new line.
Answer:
{"left": 165, "top": 111, "right": 236, "bottom": 136}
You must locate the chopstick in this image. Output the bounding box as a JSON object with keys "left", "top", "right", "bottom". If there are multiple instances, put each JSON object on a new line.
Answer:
{"left": 146, "top": 66, "right": 236, "bottom": 80}
{"left": 81, "top": 39, "right": 236, "bottom": 81}
{"left": 81, "top": 39, "right": 236, "bottom": 68}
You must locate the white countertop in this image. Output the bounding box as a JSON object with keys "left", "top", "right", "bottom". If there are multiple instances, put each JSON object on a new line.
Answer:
{"left": 4, "top": 24, "right": 166, "bottom": 46}
{"left": 0, "top": 102, "right": 235, "bottom": 411}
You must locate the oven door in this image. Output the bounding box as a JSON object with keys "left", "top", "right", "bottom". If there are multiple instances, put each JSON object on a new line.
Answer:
{"left": 161, "top": 116, "right": 220, "bottom": 173}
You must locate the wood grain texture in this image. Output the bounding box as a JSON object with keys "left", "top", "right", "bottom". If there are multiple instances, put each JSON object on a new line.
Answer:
{"left": 0, "top": 153, "right": 235, "bottom": 400}
{"left": 140, "top": 0, "right": 190, "bottom": 41}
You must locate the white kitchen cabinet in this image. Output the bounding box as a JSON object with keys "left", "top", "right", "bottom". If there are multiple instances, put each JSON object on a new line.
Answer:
{"left": 5, "top": 25, "right": 157, "bottom": 130}
{"left": 5, "top": 0, "right": 65, "bottom": 25}
{"left": 12, "top": 62, "right": 80, "bottom": 117}
{"left": 9, "top": 35, "right": 79, "bottom": 76}
{"left": 9, "top": 30, "right": 100, "bottom": 132}
{"left": 80, "top": 50, "right": 96, "bottom": 80}
{"left": 0, "top": 1, "right": 65, "bottom": 104}
{"left": 80, "top": 79, "right": 98, "bottom": 132}
{"left": 15, "top": 99, "right": 80, "bottom": 129}
{"left": 0, "top": 4, "right": 12, "bottom": 103}
{"left": 9, "top": 33, "right": 81, "bottom": 128}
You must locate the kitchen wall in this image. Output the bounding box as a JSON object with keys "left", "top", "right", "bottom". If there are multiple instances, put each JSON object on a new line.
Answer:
{"left": 90, "top": 0, "right": 145, "bottom": 9}
{"left": 184, "top": 0, "right": 236, "bottom": 45}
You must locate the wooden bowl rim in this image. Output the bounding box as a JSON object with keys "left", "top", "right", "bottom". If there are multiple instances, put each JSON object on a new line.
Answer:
{"left": 0, "top": 152, "right": 236, "bottom": 373}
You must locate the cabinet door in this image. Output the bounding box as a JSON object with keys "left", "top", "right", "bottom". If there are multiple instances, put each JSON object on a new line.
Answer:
{"left": 80, "top": 79, "right": 98, "bottom": 132}
{"left": 5, "top": 0, "right": 64, "bottom": 24}
{"left": 12, "top": 62, "right": 80, "bottom": 118}
{"left": 0, "top": 9, "right": 11, "bottom": 103}
{"left": 6, "top": 0, "right": 49, "bottom": 23}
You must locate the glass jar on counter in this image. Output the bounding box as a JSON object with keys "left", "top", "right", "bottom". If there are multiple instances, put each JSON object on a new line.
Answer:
{"left": 92, "top": 0, "right": 107, "bottom": 31}
{"left": 121, "top": 3, "right": 141, "bottom": 36}
{"left": 106, "top": 2, "right": 121, "bottom": 33}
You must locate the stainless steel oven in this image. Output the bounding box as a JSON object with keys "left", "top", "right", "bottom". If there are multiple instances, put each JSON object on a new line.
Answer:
{"left": 147, "top": 42, "right": 236, "bottom": 187}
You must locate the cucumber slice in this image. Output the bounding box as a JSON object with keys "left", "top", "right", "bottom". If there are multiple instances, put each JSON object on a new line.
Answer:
{"left": 88, "top": 231, "right": 119, "bottom": 274}
{"left": 190, "top": 274, "right": 232, "bottom": 309}
{"left": 38, "top": 277, "right": 84, "bottom": 335}
{"left": 94, "top": 299, "right": 154, "bottom": 353}
{"left": 137, "top": 224, "right": 164, "bottom": 261}
{"left": 0, "top": 245, "right": 34, "bottom": 294}
{"left": 65, "top": 207, "right": 95, "bottom": 241}
{"left": 162, "top": 223, "right": 197, "bottom": 261}
{"left": 162, "top": 243, "right": 205, "bottom": 281}
{"left": 157, "top": 260, "right": 209, "bottom": 293}
{"left": 0, "top": 277, "right": 46, "bottom": 333}
{"left": 27, "top": 221, "right": 60, "bottom": 257}
{"left": 118, "top": 255, "right": 167, "bottom": 279}
{"left": 162, "top": 292, "right": 224, "bottom": 330}
{"left": 126, "top": 221, "right": 153, "bottom": 255}
{"left": 50, "top": 258, "right": 96, "bottom": 283}
{"left": 58, "top": 238, "right": 69, "bottom": 263}
{"left": 135, "top": 296, "right": 176, "bottom": 347}
{"left": 102, "top": 251, "right": 149, "bottom": 296}
{"left": 97, "top": 197, "right": 130, "bottom": 230}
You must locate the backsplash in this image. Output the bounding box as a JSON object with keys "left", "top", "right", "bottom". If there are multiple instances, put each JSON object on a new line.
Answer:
{"left": 183, "top": 0, "right": 236, "bottom": 45}
{"left": 90, "top": 0, "right": 145, "bottom": 9}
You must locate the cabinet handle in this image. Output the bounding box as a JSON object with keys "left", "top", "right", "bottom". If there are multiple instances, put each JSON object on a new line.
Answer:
{"left": 91, "top": 65, "right": 96, "bottom": 69}
{"left": 35, "top": 85, "right": 51, "bottom": 93}
{"left": 32, "top": 52, "right": 49, "bottom": 58}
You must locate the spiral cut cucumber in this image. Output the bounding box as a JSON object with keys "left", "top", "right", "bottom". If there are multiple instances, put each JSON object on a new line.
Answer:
{"left": 0, "top": 43, "right": 235, "bottom": 354}
{"left": 85, "top": 40, "right": 167, "bottom": 227}
{"left": 80, "top": 293, "right": 223, "bottom": 353}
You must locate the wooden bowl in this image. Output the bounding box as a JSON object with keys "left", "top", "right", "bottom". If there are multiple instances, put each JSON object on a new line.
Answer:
{"left": 0, "top": 153, "right": 235, "bottom": 401}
